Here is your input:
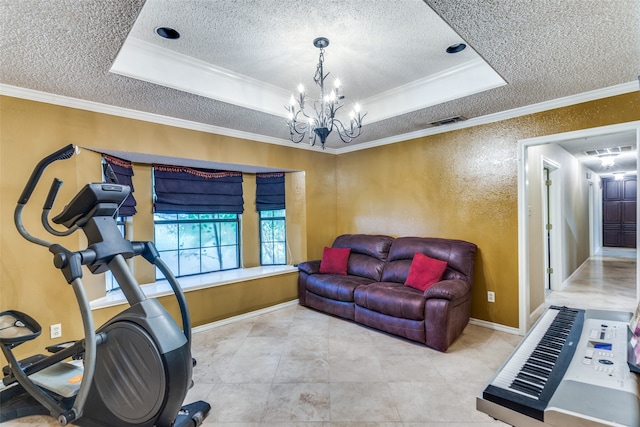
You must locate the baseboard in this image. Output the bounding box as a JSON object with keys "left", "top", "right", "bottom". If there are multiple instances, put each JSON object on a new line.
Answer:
{"left": 192, "top": 301, "right": 521, "bottom": 337}
{"left": 529, "top": 303, "right": 547, "bottom": 326}
{"left": 469, "top": 317, "right": 522, "bottom": 336}
{"left": 192, "top": 299, "right": 299, "bottom": 334}
{"left": 561, "top": 257, "right": 591, "bottom": 290}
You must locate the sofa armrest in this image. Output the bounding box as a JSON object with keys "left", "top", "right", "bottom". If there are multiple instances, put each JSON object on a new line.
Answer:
{"left": 424, "top": 279, "right": 470, "bottom": 301}
{"left": 298, "top": 260, "right": 321, "bottom": 275}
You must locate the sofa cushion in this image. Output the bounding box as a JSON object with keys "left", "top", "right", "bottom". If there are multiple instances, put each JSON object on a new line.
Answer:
{"left": 404, "top": 252, "right": 448, "bottom": 291}
{"left": 319, "top": 246, "right": 351, "bottom": 275}
{"left": 333, "top": 234, "right": 394, "bottom": 281}
{"left": 381, "top": 237, "right": 477, "bottom": 284}
{"left": 305, "top": 274, "right": 374, "bottom": 302}
{"left": 354, "top": 281, "right": 426, "bottom": 320}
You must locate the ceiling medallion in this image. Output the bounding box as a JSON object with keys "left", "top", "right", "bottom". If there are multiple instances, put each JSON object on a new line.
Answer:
{"left": 285, "top": 37, "right": 366, "bottom": 150}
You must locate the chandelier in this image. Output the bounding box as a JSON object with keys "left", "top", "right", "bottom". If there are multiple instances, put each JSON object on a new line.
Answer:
{"left": 286, "top": 37, "right": 366, "bottom": 150}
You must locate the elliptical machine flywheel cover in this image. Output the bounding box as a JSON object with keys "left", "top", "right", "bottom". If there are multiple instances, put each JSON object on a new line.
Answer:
{"left": 93, "top": 321, "right": 166, "bottom": 424}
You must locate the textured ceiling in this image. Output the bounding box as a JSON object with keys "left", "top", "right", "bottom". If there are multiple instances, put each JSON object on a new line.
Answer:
{"left": 1, "top": 0, "right": 639, "bottom": 156}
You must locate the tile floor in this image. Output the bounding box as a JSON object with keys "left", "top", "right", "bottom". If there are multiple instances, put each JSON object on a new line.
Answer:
{"left": 4, "top": 250, "right": 636, "bottom": 426}
{"left": 184, "top": 306, "right": 521, "bottom": 426}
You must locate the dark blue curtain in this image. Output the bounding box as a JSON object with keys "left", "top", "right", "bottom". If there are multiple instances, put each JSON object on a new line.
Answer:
{"left": 154, "top": 164, "right": 244, "bottom": 214}
{"left": 256, "top": 172, "right": 285, "bottom": 211}
{"left": 102, "top": 154, "right": 137, "bottom": 217}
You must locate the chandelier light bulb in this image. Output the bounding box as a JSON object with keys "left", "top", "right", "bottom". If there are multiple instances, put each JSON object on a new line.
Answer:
{"left": 354, "top": 103, "right": 361, "bottom": 113}
{"left": 289, "top": 95, "right": 296, "bottom": 106}
{"left": 297, "top": 84, "right": 305, "bottom": 94}
{"left": 334, "top": 78, "right": 341, "bottom": 88}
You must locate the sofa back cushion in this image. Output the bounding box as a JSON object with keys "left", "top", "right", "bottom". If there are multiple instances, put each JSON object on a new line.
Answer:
{"left": 381, "top": 237, "right": 477, "bottom": 285}
{"left": 332, "top": 234, "right": 394, "bottom": 281}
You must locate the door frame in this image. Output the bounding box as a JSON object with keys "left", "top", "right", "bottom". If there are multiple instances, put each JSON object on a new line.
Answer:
{"left": 588, "top": 177, "right": 604, "bottom": 257}
{"left": 517, "top": 120, "right": 640, "bottom": 335}
{"left": 541, "top": 157, "right": 563, "bottom": 291}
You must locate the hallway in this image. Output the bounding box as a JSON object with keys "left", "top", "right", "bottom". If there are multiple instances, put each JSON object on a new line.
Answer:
{"left": 546, "top": 248, "right": 638, "bottom": 313}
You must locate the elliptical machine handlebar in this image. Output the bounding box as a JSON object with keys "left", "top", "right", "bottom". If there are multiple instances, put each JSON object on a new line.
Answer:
{"left": 18, "top": 144, "right": 75, "bottom": 205}
{"left": 15, "top": 144, "right": 77, "bottom": 248}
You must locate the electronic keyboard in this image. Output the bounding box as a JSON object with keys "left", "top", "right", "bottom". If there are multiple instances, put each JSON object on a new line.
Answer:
{"left": 477, "top": 306, "right": 640, "bottom": 427}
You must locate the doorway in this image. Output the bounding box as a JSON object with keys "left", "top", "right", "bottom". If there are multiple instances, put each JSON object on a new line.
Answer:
{"left": 517, "top": 121, "right": 640, "bottom": 334}
{"left": 602, "top": 175, "right": 637, "bottom": 248}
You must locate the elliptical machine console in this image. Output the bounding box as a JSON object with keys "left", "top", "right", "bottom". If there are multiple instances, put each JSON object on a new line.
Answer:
{"left": 0, "top": 145, "right": 210, "bottom": 426}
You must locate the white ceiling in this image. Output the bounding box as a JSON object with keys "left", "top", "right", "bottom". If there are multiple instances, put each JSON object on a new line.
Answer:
{"left": 1, "top": 0, "right": 639, "bottom": 163}
{"left": 557, "top": 131, "right": 638, "bottom": 176}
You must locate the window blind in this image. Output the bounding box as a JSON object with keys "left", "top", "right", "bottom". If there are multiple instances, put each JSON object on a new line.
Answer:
{"left": 102, "top": 154, "right": 137, "bottom": 217}
{"left": 256, "top": 172, "right": 285, "bottom": 211}
{"left": 154, "top": 164, "right": 244, "bottom": 214}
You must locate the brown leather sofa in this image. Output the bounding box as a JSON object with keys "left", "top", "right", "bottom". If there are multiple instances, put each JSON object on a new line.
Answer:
{"left": 297, "top": 234, "right": 478, "bottom": 351}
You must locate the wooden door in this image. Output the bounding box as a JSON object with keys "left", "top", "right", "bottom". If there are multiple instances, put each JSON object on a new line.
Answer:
{"left": 602, "top": 176, "right": 637, "bottom": 248}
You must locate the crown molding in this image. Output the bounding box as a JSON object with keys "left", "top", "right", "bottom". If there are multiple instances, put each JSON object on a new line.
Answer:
{"left": 2, "top": 81, "right": 637, "bottom": 156}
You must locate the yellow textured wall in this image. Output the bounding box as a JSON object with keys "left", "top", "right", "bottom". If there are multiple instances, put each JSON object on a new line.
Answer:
{"left": 336, "top": 122, "right": 520, "bottom": 326}
{"left": 0, "top": 95, "right": 336, "bottom": 361}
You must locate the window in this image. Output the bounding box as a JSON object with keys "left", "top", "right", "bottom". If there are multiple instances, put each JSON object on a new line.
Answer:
{"left": 106, "top": 216, "right": 127, "bottom": 292}
{"left": 259, "top": 209, "right": 286, "bottom": 265}
{"left": 154, "top": 213, "right": 240, "bottom": 279}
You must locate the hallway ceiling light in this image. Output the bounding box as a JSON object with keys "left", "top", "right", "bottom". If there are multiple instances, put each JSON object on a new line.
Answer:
{"left": 600, "top": 154, "right": 617, "bottom": 168}
{"left": 285, "top": 37, "right": 366, "bottom": 150}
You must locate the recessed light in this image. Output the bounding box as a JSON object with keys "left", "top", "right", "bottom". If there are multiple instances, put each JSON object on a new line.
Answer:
{"left": 156, "top": 27, "right": 180, "bottom": 40}
{"left": 446, "top": 43, "right": 466, "bottom": 54}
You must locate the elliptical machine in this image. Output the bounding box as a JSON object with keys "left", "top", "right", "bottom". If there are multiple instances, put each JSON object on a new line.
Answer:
{"left": 0, "top": 145, "right": 210, "bottom": 426}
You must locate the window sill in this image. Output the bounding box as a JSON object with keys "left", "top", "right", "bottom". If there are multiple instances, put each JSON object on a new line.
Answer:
{"left": 90, "top": 265, "right": 298, "bottom": 310}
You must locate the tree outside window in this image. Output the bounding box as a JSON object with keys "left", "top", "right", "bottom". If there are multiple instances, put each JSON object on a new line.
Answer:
{"left": 260, "top": 209, "right": 286, "bottom": 265}
{"left": 154, "top": 213, "right": 240, "bottom": 279}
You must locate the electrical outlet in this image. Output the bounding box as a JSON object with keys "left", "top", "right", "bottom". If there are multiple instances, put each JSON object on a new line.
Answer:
{"left": 487, "top": 291, "right": 495, "bottom": 303}
{"left": 50, "top": 323, "right": 62, "bottom": 339}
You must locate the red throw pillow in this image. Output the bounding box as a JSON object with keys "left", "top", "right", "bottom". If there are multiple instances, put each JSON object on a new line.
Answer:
{"left": 404, "top": 252, "right": 448, "bottom": 291}
{"left": 319, "top": 247, "right": 351, "bottom": 275}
